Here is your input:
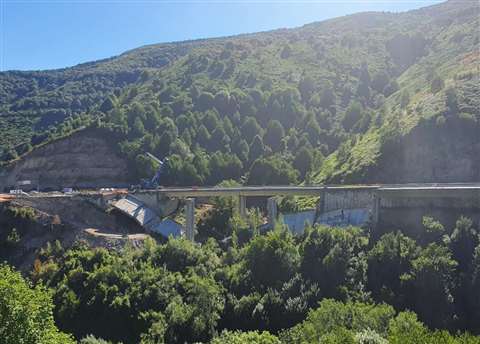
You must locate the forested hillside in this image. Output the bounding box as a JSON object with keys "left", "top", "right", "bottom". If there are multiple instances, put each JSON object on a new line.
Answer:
{"left": 1, "top": 0, "right": 478, "bottom": 185}
{"left": 3, "top": 216, "right": 480, "bottom": 343}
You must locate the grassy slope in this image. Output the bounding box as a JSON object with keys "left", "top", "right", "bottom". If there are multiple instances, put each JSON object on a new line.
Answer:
{"left": 312, "top": 1, "right": 479, "bottom": 183}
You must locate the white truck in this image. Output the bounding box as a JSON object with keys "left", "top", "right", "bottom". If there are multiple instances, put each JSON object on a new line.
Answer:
{"left": 9, "top": 189, "right": 29, "bottom": 196}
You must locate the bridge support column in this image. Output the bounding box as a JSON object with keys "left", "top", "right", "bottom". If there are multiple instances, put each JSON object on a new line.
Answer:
{"left": 267, "top": 197, "right": 277, "bottom": 228}
{"left": 319, "top": 187, "right": 327, "bottom": 214}
{"left": 184, "top": 198, "right": 195, "bottom": 242}
{"left": 238, "top": 195, "right": 247, "bottom": 219}
{"left": 372, "top": 193, "right": 380, "bottom": 227}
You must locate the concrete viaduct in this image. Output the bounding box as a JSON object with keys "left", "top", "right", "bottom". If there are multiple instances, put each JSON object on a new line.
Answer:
{"left": 10, "top": 183, "right": 478, "bottom": 241}
{"left": 131, "top": 183, "right": 480, "bottom": 241}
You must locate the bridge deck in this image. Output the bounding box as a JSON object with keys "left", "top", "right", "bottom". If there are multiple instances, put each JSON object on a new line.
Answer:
{"left": 135, "top": 185, "right": 380, "bottom": 197}
{"left": 134, "top": 183, "right": 480, "bottom": 198}
{"left": 4, "top": 183, "right": 480, "bottom": 200}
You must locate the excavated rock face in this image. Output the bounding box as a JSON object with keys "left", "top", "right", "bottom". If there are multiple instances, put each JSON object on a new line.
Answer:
{"left": 373, "top": 121, "right": 480, "bottom": 183}
{"left": 0, "top": 130, "right": 133, "bottom": 190}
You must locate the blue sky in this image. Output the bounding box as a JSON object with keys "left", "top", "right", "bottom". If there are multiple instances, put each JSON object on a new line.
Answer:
{"left": 1, "top": 0, "right": 443, "bottom": 71}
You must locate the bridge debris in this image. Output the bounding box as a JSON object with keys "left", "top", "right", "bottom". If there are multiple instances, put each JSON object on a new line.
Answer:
{"left": 112, "top": 195, "right": 182, "bottom": 238}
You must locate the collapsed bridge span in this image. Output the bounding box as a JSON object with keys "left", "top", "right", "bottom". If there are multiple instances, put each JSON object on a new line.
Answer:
{"left": 135, "top": 183, "right": 480, "bottom": 240}
{"left": 7, "top": 183, "right": 480, "bottom": 242}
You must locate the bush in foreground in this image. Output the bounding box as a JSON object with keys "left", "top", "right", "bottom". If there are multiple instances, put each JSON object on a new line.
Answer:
{"left": 211, "top": 330, "right": 281, "bottom": 344}
{"left": 0, "top": 264, "right": 74, "bottom": 344}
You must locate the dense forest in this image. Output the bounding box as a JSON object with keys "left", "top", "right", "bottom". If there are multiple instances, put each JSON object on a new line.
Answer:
{"left": 1, "top": 0, "right": 478, "bottom": 185}
{"left": 2, "top": 201, "right": 480, "bottom": 343}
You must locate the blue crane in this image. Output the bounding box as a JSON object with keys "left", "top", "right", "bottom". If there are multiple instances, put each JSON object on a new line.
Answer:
{"left": 141, "top": 152, "right": 169, "bottom": 189}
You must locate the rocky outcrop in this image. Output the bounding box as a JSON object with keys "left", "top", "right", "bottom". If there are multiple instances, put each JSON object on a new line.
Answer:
{"left": 372, "top": 120, "right": 480, "bottom": 183}
{"left": 0, "top": 129, "right": 133, "bottom": 190}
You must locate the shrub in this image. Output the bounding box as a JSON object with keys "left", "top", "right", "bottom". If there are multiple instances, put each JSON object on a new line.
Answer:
{"left": 355, "top": 329, "right": 389, "bottom": 344}
{"left": 211, "top": 330, "right": 280, "bottom": 344}
{"left": 431, "top": 76, "right": 445, "bottom": 93}
{"left": 0, "top": 265, "right": 75, "bottom": 344}
{"left": 80, "top": 335, "right": 113, "bottom": 344}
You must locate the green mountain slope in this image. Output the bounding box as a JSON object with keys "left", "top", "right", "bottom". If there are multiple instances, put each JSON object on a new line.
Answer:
{"left": 1, "top": 0, "right": 478, "bottom": 186}
{"left": 0, "top": 42, "right": 201, "bottom": 151}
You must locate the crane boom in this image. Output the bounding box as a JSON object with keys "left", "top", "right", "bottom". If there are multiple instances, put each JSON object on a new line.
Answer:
{"left": 146, "top": 152, "right": 162, "bottom": 165}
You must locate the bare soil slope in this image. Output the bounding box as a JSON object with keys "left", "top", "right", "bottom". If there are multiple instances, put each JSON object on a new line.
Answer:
{"left": 0, "top": 129, "right": 133, "bottom": 191}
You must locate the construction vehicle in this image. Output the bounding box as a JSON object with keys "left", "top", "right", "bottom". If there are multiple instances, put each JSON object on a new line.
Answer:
{"left": 140, "top": 152, "right": 168, "bottom": 189}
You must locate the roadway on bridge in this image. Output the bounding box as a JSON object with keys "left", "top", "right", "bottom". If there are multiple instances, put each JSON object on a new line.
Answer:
{"left": 2, "top": 183, "right": 480, "bottom": 199}
{"left": 135, "top": 183, "right": 480, "bottom": 198}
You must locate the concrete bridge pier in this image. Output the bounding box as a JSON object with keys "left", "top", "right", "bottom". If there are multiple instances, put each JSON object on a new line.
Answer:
{"left": 184, "top": 198, "right": 195, "bottom": 242}
{"left": 267, "top": 197, "right": 278, "bottom": 227}
{"left": 372, "top": 192, "right": 380, "bottom": 226}
{"left": 318, "top": 187, "right": 327, "bottom": 215}
{"left": 238, "top": 195, "right": 247, "bottom": 218}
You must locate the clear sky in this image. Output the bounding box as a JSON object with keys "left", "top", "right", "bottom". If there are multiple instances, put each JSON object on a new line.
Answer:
{"left": 1, "top": 0, "right": 444, "bottom": 71}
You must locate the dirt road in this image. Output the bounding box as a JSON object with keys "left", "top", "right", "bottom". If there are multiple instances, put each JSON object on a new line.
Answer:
{"left": 0, "top": 194, "right": 14, "bottom": 202}
{"left": 84, "top": 228, "right": 150, "bottom": 240}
